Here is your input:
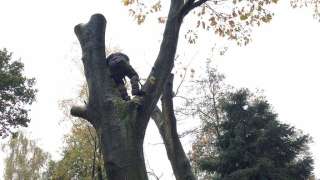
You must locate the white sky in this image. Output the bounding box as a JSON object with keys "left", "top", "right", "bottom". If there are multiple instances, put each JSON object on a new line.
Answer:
{"left": 0, "top": 0, "right": 320, "bottom": 179}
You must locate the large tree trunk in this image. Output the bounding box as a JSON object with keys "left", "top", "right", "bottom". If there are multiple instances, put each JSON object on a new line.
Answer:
{"left": 71, "top": 14, "right": 148, "bottom": 179}
{"left": 70, "top": 1, "right": 209, "bottom": 179}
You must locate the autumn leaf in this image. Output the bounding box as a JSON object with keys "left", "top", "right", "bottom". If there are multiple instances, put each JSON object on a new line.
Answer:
{"left": 123, "top": 0, "right": 130, "bottom": 6}
{"left": 158, "top": 17, "right": 167, "bottom": 24}
{"left": 262, "top": 14, "right": 272, "bottom": 23}
{"left": 240, "top": 14, "right": 249, "bottom": 20}
{"left": 229, "top": 20, "right": 235, "bottom": 27}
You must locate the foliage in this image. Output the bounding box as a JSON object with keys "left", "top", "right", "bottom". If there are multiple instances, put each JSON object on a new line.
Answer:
{"left": 185, "top": 65, "right": 229, "bottom": 179}
{"left": 123, "top": 0, "right": 278, "bottom": 45}
{"left": 197, "top": 88, "right": 314, "bottom": 180}
{"left": 44, "top": 119, "right": 106, "bottom": 180}
{"left": 187, "top": 66, "right": 314, "bottom": 179}
{"left": 47, "top": 54, "right": 105, "bottom": 179}
{"left": 0, "top": 48, "right": 37, "bottom": 138}
{"left": 2, "top": 132, "right": 49, "bottom": 180}
{"left": 291, "top": 0, "right": 320, "bottom": 21}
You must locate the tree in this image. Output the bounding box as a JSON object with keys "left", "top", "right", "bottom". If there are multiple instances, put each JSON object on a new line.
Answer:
{"left": 124, "top": 0, "right": 278, "bottom": 45}
{"left": 0, "top": 49, "right": 37, "bottom": 138}
{"left": 70, "top": 0, "right": 278, "bottom": 179}
{"left": 291, "top": 0, "right": 320, "bottom": 21}
{"left": 2, "top": 131, "right": 50, "bottom": 180}
{"left": 197, "top": 89, "right": 314, "bottom": 180}
{"left": 186, "top": 65, "right": 228, "bottom": 179}
{"left": 44, "top": 81, "right": 106, "bottom": 179}
{"left": 45, "top": 120, "right": 106, "bottom": 180}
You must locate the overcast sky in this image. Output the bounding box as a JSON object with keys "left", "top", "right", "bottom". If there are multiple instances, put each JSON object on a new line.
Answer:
{"left": 0, "top": 0, "right": 319, "bottom": 179}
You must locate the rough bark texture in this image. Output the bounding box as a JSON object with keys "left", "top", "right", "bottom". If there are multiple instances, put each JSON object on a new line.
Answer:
{"left": 70, "top": 11, "right": 183, "bottom": 180}
{"left": 151, "top": 75, "right": 196, "bottom": 180}
{"left": 71, "top": 14, "right": 147, "bottom": 180}
{"left": 70, "top": 1, "right": 209, "bottom": 179}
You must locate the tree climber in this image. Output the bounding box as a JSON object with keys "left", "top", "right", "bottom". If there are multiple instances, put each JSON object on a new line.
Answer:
{"left": 106, "top": 52, "right": 143, "bottom": 101}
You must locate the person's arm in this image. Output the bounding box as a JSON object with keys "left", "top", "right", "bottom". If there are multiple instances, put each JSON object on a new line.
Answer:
{"left": 125, "top": 63, "right": 141, "bottom": 96}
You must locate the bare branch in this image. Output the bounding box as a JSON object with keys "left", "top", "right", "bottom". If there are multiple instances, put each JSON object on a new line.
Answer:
{"left": 146, "top": 160, "right": 163, "bottom": 180}
{"left": 204, "top": 2, "right": 231, "bottom": 19}
{"left": 151, "top": 106, "right": 164, "bottom": 129}
{"left": 86, "top": 125, "right": 96, "bottom": 147}
{"left": 175, "top": 68, "right": 188, "bottom": 97}
{"left": 179, "top": 127, "right": 200, "bottom": 138}
{"left": 197, "top": 109, "right": 220, "bottom": 137}
{"left": 192, "top": 0, "right": 210, "bottom": 9}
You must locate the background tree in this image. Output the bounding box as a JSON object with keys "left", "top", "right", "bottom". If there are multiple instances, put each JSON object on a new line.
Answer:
{"left": 0, "top": 49, "right": 37, "bottom": 138}
{"left": 197, "top": 88, "right": 314, "bottom": 180}
{"left": 182, "top": 64, "right": 228, "bottom": 179}
{"left": 291, "top": 0, "right": 320, "bottom": 21}
{"left": 1, "top": 131, "right": 49, "bottom": 180}
{"left": 44, "top": 81, "right": 106, "bottom": 179}
{"left": 45, "top": 120, "right": 106, "bottom": 180}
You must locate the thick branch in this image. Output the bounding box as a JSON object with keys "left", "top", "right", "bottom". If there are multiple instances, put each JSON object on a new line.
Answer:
{"left": 192, "top": 0, "right": 210, "bottom": 8}
{"left": 181, "top": 0, "right": 196, "bottom": 17}
{"left": 181, "top": 0, "right": 210, "bottom": 17}
{"left": 151, "top": 74, "right": 196, "bottom": 180}
{"left": 151, "top": 106, "right": 164, "bottom": 130}
{"left": 138, "top": 0, "right": 185, "bottom": 136}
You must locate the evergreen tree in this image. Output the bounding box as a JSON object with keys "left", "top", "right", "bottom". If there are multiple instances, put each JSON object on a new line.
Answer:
{"left": 199, "top": 89, "right": 314, "bottom": 180}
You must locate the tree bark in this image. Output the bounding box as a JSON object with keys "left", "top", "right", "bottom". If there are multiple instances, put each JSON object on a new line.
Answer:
{"left": 91, "top": 136, "right": 97, "bottom": 179}
{"left": 151, "top": 74, "right": 196, "bottom": 180}
{"left": 70, "top": 1, "right": 209, "bottom": 179}
{"left": 71, "top": 14, "right": 148, "bottom": 180}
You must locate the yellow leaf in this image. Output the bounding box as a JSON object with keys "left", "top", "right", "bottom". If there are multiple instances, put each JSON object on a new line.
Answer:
{"left": 240, "top": 14, "right": 248, "bottom": 20}
{"left": 122, "top": 0, "right": 129, "bottom": 6}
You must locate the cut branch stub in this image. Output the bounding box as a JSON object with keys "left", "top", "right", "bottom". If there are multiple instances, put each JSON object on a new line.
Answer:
{"left": 74, "top": 14, "right": 106, "bottom": 53}
{"left": 70, "top": 106, "right": 88, "bottom": 119}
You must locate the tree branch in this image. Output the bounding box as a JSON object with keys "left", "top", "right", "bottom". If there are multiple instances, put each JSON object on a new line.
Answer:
{"left": 174, "top": 67, "right": 188, "bottom": 96}
{"left": 181, "top": 0, "right": 210, "bottom": 17}
{"left": 197, "top": 109, "right": 220, "bottom": 138}
{"left": 150, "top": 74, "right": 196, "bottom": 180}
{"left": 70, "top": 105, "right": 88, "bottom": 119}
{"left": 137, "top": 0, "right": 185, "bottom": 135}
{"left": 192, "top": 0, "right": 210, "bottom": 8}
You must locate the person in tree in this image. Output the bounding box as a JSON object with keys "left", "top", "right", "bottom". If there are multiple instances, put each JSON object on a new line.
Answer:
{"left": 106, "top": 52, "right": 143, "bottom": 101}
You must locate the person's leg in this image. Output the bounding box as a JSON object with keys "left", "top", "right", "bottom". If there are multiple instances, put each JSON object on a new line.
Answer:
{"left": 114, "top": 77, "right": 130, "bottom": 101}
{"left": 130, "top": 75, "right": 140, "bottom": 96}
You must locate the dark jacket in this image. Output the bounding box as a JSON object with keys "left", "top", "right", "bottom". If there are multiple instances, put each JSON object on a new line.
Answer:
{"left": 106, "top": 52, "right": 138, "bottom": 84}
